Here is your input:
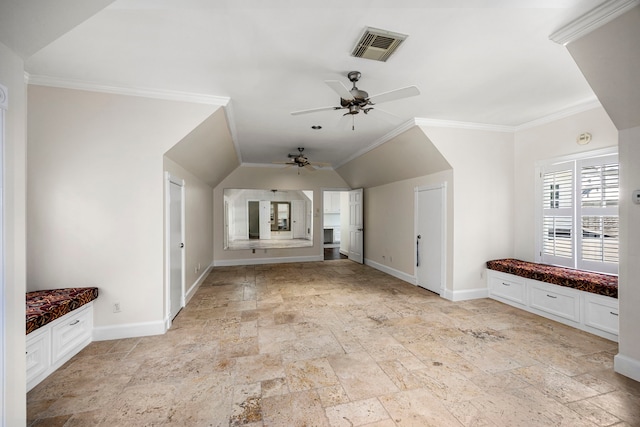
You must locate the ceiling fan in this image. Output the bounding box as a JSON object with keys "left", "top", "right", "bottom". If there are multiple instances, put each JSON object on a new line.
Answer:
{"left": 290, "top": 71, "right": 420, "bottom": 129}
{"left": 273, "top": 147, "right": 330, "bottom": 172}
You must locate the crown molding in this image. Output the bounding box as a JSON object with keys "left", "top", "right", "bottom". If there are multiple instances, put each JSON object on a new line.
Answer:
{"left": 414, "top": 117, "right": 515, "bottom": 133}
{"left": 241, "top": 162, "right": 285, "bottom": 168}
{"left": 240, "top": 162, "right": 334, "bottom": 171}
{"left": 549, "top": 0, "right": 640, "bottom": 45}
{"left": 514, "top": 98, "right": 601, "bottom": 131}
{"left": 27, "top": 74, "right": 230, "bottom": 106}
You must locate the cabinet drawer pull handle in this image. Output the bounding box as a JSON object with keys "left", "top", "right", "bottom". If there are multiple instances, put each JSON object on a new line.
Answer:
{"left": 546, "top": 294, "right": 557, "bottom": 299}
{"left": 610, "top": 311, "right": 618, "bottom": 316}
{"left": 69, "top": 320, "right": 80, "bottom": 326}
{"left": 502, "top": 282, "right": 511, "bottom": 286}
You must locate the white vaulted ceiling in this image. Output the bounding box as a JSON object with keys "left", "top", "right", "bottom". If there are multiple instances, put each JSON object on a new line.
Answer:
{"left": 1, "top": 0, "right": 608, "bottom": 169}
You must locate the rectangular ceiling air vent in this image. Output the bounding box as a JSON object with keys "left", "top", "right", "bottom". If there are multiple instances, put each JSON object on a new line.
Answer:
{"left": 351, "top": 27, "right": 408, "bottom": 62}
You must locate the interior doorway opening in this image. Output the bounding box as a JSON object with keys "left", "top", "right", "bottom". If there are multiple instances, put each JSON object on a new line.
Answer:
{"left": 322, "top": 190, "right": 349, "bottom": 260}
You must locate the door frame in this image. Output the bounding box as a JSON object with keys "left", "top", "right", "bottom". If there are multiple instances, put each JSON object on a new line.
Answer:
{"left": 164, "top": 172, "right": 185, "bottom": 330}
{"left": 414, "top": 182, "right": 447, "bottom": 295}
{"left": 0, "top": 82, "right": 7, "bottom": 427}
{"left": 321, "top": 188, "right": 350, "bottom": 258}
{"left": 348, "top": 188, "right": 364, "bottom": 264}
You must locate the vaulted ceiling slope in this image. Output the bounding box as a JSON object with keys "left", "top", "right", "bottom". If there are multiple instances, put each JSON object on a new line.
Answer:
{"left": 566, "top": 5, "right": 640, "bottom": 130}
{"left": 0, "top": 0, "right": 114, "bottom": 59}
{"left": 0, "top": 0, "right": 609, "bottom": 170}
{"left": 164, "top": 107, "right": 239, "bottom": 188}
{"left": 336, "top": 126, "right": 451, "bottom": 189}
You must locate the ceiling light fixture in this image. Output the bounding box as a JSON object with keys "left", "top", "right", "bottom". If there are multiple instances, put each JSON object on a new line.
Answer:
{"left": 311, "top": 125, "right": 322, "bottom": 130}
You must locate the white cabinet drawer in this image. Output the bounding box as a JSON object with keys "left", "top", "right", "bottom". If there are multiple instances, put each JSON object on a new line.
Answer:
{"left": 51, "top": 305, "right": 92, "bottom": 365}
{"left": 584, "top": 294, "right": 619, "bottom": 335}
{"left": 488, "top": 272, "right": 527, "bottom": 305}
{"left": 26, "top": 328, "right": 50, "bottom": 388}
{"left": 530, "top": 282, "right": 580, "bottom": 322}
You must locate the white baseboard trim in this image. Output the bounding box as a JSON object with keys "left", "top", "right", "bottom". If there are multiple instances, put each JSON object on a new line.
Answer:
{"left": 93, "top": 320, "right": 166, "bottom": 341}
{"left": 442, "top": 287, "right": 489, "bottom": 302}
{"left": 364, "top": 258, "right": 416, "bottom": 285}
{"left": 185, "top": 266, "right": 211, "bottom": 304}
{"left": 213, "top": 255, "right": 323, "bottom": 267}
{"left": 614, "top": 353, "right": 640, "bottom": 382}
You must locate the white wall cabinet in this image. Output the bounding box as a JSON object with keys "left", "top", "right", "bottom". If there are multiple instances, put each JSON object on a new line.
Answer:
{"left": 323, "top": 192, "right": 341, "bottom": 213}
{"left": 26, "top": 303, "right": 94, "bottom": 391}
{"left": 487, "top": 270, "right": 618, "bottom": 341}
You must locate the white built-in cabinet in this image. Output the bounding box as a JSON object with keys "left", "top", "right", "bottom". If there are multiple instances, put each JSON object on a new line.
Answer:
{"left": 487, "top": 270, "right": 618, "bottom": 342}
{"left": 26, "top": 303, "right": 94, "bottom": 391}
{"left": 324, "top": 192, "right": 341, "bottom": 213}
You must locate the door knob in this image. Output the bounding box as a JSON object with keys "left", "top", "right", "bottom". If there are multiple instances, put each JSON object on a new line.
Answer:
{"left": 417, "top": 235, "right": 421, "bottom": 239}
{"left": 179, "top": 243, "right": 184, "bottom": 248}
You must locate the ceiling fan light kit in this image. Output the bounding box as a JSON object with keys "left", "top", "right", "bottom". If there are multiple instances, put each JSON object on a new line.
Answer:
{"left": 273, "top": 147, "right": 330, "bottom": 173}
{"left": 290, "top": 71, "right": 420, "bottom": 130}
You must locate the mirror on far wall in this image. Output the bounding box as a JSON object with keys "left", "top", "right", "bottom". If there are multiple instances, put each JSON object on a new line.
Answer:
{"left": 224, "top": 189, "right": 314, "bottom": 250}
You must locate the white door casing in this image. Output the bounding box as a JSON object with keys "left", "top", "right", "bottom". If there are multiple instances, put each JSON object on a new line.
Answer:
{"left": 415, "top": 184, "right": 446, "bottom": 295}
{"left": 0, "top": 82, "right": 7, "bottom": 427}
{"left": 166, "top": 173, "right": 185, "bottom": 325}
{"left": 348, "top": 189, "right": 364, "bottom": 263}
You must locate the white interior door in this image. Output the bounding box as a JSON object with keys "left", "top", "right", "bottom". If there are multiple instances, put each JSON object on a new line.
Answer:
{"left": 259, "top": 200, "right": 271, "bottom": 240}
{"left": 348, "top": 189, "right": 364, "bottom": 263}
{"left": 169, "top": 179, "right": 184, "bottom": 320}
{"left": 292, "top": 200, "right": 305, "bottom": 238}
{"left": 415, "top": 185, "right": 445, "bottom": 294}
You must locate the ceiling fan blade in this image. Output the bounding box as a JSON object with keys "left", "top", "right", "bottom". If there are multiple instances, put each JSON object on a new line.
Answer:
{"left": 367, "top": 85, "right": 420, "bottom": 104}
{"left": 325, "top": 80, "right": 355, "bottom": 101}
{"left": 304, "top": 164, "right": 317, "bottom": 171}
{"left": 367, "top": 107, "right": 402, "bottom": 124}
{"left": 291, "top": 106, "right": 338, "bottom": 116}
{"left": 310, "top": 162, "right": 331, "bottom": 167}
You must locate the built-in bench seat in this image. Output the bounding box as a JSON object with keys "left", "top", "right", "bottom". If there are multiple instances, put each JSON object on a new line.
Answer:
{"left": 485, "top": 259, "right": 618, "bottom": 341}
{"left": 486, "top": 258, "right": 617, "bottom": 298}
{"left": 26, "top": 287, "right": 98, "bottom": 391}
{"left": 26, "top": 287, "right": 99, "bottom": 334}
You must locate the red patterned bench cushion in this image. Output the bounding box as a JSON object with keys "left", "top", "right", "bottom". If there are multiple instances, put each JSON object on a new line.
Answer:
{"left": 26, "top": 287, "right": 99, "bottom": 335}
{"left": 486, "top": 259, "right": 617, "bottom": 298}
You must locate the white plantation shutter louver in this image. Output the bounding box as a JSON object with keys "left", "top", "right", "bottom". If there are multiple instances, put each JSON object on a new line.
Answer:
{"left": 538, "top": 153, "right": 618, "bottom": 275}
{"left": 578, "top": 158, "right": 619, "bottom": 273}
{"left": 541, "top": 164, "right": 574, "bottom": 268}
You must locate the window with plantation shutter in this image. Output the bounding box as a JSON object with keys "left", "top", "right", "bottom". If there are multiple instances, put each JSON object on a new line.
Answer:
{"left": 538, "top": 152, "right": 618, "bottom": 275}
{"left": 541, "top": 163, "right": 574, "bottom": 268}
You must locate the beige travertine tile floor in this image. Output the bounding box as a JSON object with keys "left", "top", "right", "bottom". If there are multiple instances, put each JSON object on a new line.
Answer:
{"left": 27, "top": 260, "right": 640, "bottom": 426}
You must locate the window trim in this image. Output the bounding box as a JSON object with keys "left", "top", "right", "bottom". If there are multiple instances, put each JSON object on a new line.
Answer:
{"left": 535, "top": 147, "right": 619, "bottom": 275}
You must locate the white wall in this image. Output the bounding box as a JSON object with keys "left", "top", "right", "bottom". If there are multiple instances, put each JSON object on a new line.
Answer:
{"left": 616, "top": 127, "right": 640, "bottom": 380}
{"left": 513, "top": 107, "right": 618, "bottom": 262}
{"left": 422, "top": 126, "right": 514, "bottom": 296}
{"left": 364, "top": 170, "right": 453, "bottom": 288}
{"left": 0, "top": 40, "right": 27, "bottom": 427}
{"left": 163, "top": 157, "right": 214, "bottom": 301}
{"left": 27, "top": 85, "right": 218, "bottom": 337}
{"left": 213, "top": 166, "right": 349, "bottom": 264}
